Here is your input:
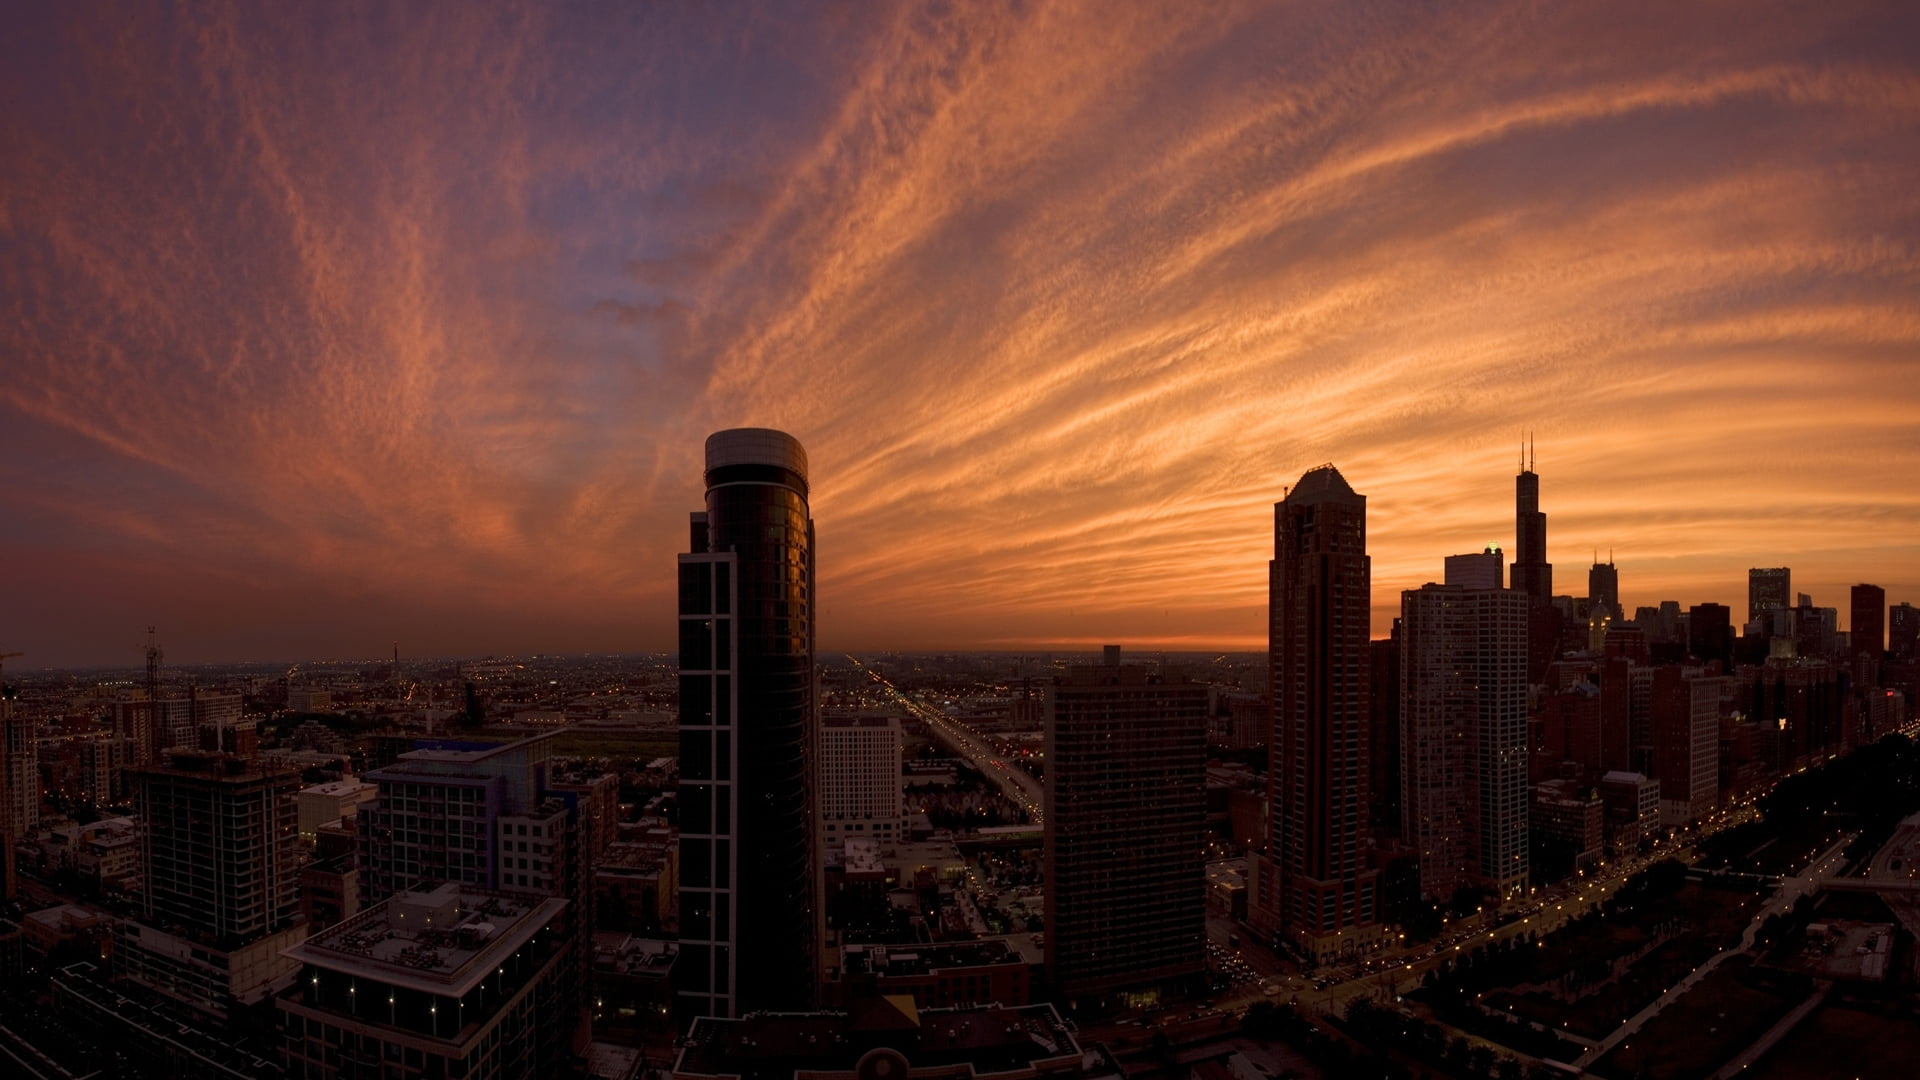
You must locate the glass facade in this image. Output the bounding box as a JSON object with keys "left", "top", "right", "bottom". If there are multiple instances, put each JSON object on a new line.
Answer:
{"left": 678, "top": 429, "right": 816, "bottom": 1019}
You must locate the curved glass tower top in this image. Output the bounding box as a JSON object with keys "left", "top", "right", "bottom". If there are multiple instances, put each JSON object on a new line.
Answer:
{"left": 677, "top": 427, "right": 817, "bottom": 1020}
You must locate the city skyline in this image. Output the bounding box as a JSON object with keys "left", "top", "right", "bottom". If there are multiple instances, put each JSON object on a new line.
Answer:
{"left": 7, "top": 2, "right": 1920, "bottom": 667}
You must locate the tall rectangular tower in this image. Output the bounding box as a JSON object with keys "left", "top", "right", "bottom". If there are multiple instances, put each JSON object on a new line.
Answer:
{"left": 821, "top": 715, "right": 903, "bottom": 846}
{"left": 1852, "top": 584, "right": 1887, "bottom": 659}
{"left": 1588, "top": 559, "right": 1620, "bottom": 621}
{"left": 1400, "top": 585, "right": 1529, "bottom": 903}
{"left": 1748, "top": 568, "right": 1791, "bottom": 624}
{"left": 1258, "top": 465, "right": 1380, "bottom": 964}
{"left": 129, "top": 750, "right": 302, "bottom": 942}
{"left": 1044, "top": 651, "right": 1208, "bottom": 1004}
{"left": 677, "top": 428, "right": 817, "bottom": 1020}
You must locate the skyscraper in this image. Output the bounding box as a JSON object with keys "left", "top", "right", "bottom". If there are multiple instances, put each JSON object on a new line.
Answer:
{"left": 1510, "top": 448, "right": 1552, "bottom": 603}
{"left": 1252, "top": 465, "right": 1381, "bottom": 964}
{"left": 1400, "top": 584, "right": 1529, "bottom": 903}
{"left": 1510, "top": 448, "right": 1558, "bottom": 680}
{"left": 1748, "top": 568, "right": 1791, "bottom": 624}
{"left": 1588, "top": 557, "right": 1620, "bottom": 621}
{"left": 1043, "top": 650, "right": 1208, "bottom": 1005}
{"left": 677, "top": 428, "right": 817, "bottom": 1019}
{"left": 1852, "top": 584, "right": 1887, "bottom": 659}
{"left": 1892, "top": 603, "right": 1919, "bottom": 662}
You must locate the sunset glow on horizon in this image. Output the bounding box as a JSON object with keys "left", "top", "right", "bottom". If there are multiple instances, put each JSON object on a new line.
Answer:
{"left": 4, "top": 1, "right": 1919, "bottom": 667}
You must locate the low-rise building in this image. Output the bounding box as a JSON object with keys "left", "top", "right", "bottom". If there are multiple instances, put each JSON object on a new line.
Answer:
{"left": 297, "top": 779, "right": 377, "bottom": 841}
{"left": 278, "top": 882, "right": 578, "bottom": 1080}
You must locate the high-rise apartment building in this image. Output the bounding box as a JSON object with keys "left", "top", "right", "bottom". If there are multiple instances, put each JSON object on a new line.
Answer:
{"left": 2, "top": 705, "right": 37, "bottom": 838}
{"left": 1852, "top": 584, "right": 1887, "bottom": 659}
{"left": 677, "top": 428, "right": 818, "bottom": 1019}
{"left": 131, "top": 750, "right": 302, "bottom": 939}
{"left": 1400, "top": 584, "right": 1529, "bottom": 902}
{"left": 1252, "top": 465, "right": 1381, "bottom": 963}
{"left": 120, "top": 746, "right": 308, "bottom": 1015}
{"left": 358, "top": 733, "right": 571, "bottom": 903}
{"left": 1044, "top": 651, "right": 1208, "bottom": 1004}
{"left": 1748, "top": 568, "right": 1791, "bottom": 624}
{"left": 1652, "top": 669, "right": 1721, "bottom": 826}
{"left": 821, "top": 716, "right": 903, "bottom": 847}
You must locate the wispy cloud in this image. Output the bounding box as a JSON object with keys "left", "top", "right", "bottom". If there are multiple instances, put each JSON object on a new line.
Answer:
{"left": 2, "top": 0, "right": 1917, "bottom": 664}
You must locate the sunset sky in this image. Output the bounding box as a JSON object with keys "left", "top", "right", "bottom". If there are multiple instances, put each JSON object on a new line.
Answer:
{"left": 4, "top": 1, "right": 1919, "bottom": 668}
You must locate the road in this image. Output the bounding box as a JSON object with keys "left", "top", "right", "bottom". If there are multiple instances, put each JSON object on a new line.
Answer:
{"left": 851, "top": 657, "right": 1045, "bottom": 825}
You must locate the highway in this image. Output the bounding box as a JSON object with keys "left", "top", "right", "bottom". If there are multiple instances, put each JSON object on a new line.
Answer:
{"left": 849, "top": 656, "right": 1045, "bottom": 825}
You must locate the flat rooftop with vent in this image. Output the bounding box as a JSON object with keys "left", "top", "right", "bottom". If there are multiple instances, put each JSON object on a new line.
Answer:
{"left": 284, "top": 881, "right": 567, "bottom": 998}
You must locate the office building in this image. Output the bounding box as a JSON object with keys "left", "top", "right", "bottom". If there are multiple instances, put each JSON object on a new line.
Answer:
{"left": 1588, "top": 558, "right": 1620, "bottom": 621}
{"left": 279, "top": 882, "right": 577, "bottom": 1080}
{"left": 1510, "top": 450, "right": 1558, "bottom": 680}
{"left": 821, "top": 716, "right": 903, "bottom": 846}
{"left": 1749, "top": 568, "right": 1791, "bottom": 624}
{"left": 1043, "top": 651, "right": 1208, "bottom": 1004}
{"left": 1852, "top": 584, "right": 1886, "bottom": 659}
{"left": 677, "top": 427, "right": 818, "bottom": 1018}
{"left": 1510, "top": 450, "right": 1553, "bottom": 602}
{"left": 1251, "top": 465, "right": 1381, "bottom": 963}
{"left": 1401, "top": 584, "right": 1529, "bottom": 902}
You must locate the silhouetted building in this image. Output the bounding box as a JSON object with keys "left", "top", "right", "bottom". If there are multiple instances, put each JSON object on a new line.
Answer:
{"left": 1687, "top": 603, "right": 1733, "bottom": 669}
{"left": 1044, "top": 650, "right": 1207, "bottom": 1005}
{"left": 1368, "top": 630, "right": 1401, "bottom": 838}
{"left": 1892, "top": 603, "right": 1919, "bottom": 662}
{"left": 1652, "top": 669, "right": 1721, "bottom": 826}
{"left": 1443, "top": 547, "right": 1503, "bottom": 590}
{"left": 1401, "top": 584, "right": 1529, "bottom": 902}
{"left": 677, "top": 428, "right": 818, "bottom": 1018}
{"left": 1852, "top": 584, "right": 1886, "bottom": 661}
{"left": 1588, "top": 558, "right": 1620, "bottom": 621}
{"left": 1251, "top": 465, "right": 1382, "bottom": 963}
{"left": 1511, "top": 453, "right": 1558, "bottom": 680}
{"left": 1749, "top": 567, "right": 1791, "bottom": 624}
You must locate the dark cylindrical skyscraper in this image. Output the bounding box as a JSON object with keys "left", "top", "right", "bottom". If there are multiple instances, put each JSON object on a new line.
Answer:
{"left": 677, "top": 428, "right": 817, "bottom": 1019}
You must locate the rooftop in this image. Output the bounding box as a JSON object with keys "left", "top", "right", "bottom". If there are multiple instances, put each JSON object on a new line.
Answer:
{"left": 285, "top": 882, "right": 567, "bottom": 998}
